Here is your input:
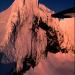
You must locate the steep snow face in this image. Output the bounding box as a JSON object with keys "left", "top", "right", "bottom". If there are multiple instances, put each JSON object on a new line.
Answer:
{"left": 0, "top": 3, "right": 15, "bottom": 63}
{"left": 0, "top": 0, "right": 47, "bottom": 73}
{"left": 0, "top": 4, "right": 12, "bottom": 47}
{"left": 59, "top": 17, "right": 75, "bottom": 52}
{"left": 0, "top": 0, "right": 39, "bottom": 47}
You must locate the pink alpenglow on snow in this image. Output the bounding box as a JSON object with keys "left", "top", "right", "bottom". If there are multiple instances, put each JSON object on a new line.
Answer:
{"left": 0, "top": 0, "right": 74, "bottom": 75}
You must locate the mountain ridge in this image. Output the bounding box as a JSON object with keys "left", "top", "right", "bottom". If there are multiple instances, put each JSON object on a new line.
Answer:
{"left": 0, "top": 0, "right": 74, "bottom": 75}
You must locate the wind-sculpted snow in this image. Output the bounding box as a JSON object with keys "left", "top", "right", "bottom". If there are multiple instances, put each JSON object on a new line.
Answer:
{"left": 0, "top": 0, "right": 74, "bottom": 75}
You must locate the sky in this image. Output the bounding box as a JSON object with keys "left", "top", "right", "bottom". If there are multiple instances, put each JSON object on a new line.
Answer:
{"left": 0, "top": 0, "right": 74, "bottom": 12}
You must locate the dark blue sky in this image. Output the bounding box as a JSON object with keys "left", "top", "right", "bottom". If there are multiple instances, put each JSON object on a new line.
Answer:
{"left": 0, "top": 0, "right": 74, "bottom": 12}
{"left": 39, "top": 0, "right": 74, "bottom": 12}
{"left": 0, "top": 0, "right": 14, "bottom": 12}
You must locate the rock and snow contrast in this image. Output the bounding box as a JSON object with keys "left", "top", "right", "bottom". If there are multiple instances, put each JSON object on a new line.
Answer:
{"left": 0, "top": 0, "right": 74, "bottom": 75}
